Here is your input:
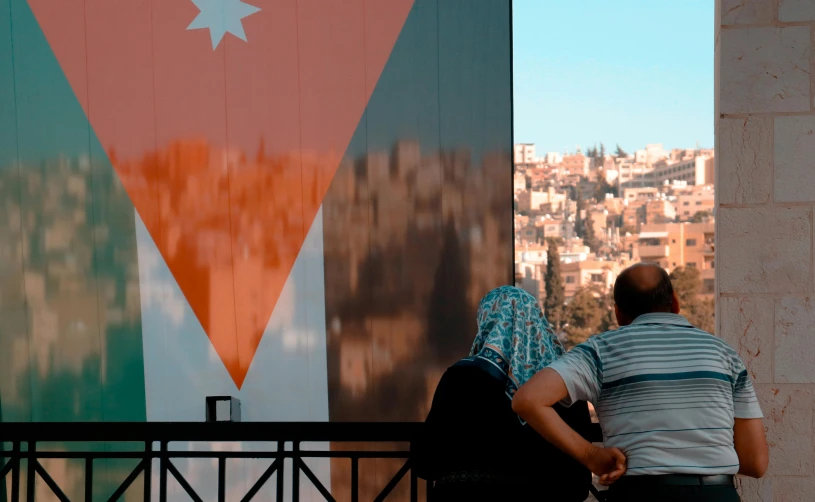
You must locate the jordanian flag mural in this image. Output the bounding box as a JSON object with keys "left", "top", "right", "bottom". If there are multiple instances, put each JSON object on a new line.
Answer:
{"left": 0, "top": 0, "right": 512, "bottom": 498}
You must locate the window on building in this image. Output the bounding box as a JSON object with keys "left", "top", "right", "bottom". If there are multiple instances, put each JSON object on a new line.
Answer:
{"left": 687, "top": 262, "right": 697, "bottom": 268}
{"left": 565, "top": 276, "right": 575, "bottom": 284}
{"left": 590, "top": 274, "right": 604, "bottom": 283}
{"left": 704, "top": 279, "right": 715, "bottom": 293}
{"left": 683, "top": 201, "right": 689, "bottom": 206}
{"left": 686, "top": 239, "right": 696, "bottom": 246}
{"left": 696, "top": 201, "right": 701, "bottom": 205}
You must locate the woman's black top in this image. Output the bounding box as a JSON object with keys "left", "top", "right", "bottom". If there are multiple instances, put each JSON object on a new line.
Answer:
{"left": 413, "top": 364, "right": 593, "bottom": 501}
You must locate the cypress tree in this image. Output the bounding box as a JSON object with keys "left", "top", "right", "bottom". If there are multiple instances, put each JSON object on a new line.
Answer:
{"left": 544, "top": 238, "right": 566, "bottom": 331}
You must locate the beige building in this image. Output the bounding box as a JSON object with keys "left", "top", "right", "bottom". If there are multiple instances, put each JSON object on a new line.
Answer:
{"left": 562, "top": 153, "right": 590, "bottom": 176}
{"left": 615, "top": 160, "right": 652, "bottom": 187}
{"left": 513, "top": 172, "right": 527, "bottom": 193}
{"left": 514, "top": 143, "right": 536, "bottom": 165}
{"left": 516, "top": 187, "right": 567, "bottom": 213}
{"left": 562, "top": 259, "right": 627, "bottom": 300}
{"left": 634, "top": 144, "right": 668, "bottom": 167}
{"left": 642, "top": 199, "right": 677, "bottom": 225}
{"left": 635, "top": 222, "right": 715, "bottom": 297}
{"left": 623, "top": 186, "right": 659, "bottom": 201}
{"left": 675, "top": 184, "right": 715, "bottom": 220}
{"left": 651, "top": 154, "right": 714, "bottom": 186}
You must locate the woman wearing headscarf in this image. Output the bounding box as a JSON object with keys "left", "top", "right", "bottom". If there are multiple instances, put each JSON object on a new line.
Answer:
{"left": 413, "top": 286, "right": 594, "bottom": 501}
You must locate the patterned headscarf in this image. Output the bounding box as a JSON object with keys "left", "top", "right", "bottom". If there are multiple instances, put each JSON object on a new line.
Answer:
{"left": 460, "top": 286, "right": 564, "bottom": 404}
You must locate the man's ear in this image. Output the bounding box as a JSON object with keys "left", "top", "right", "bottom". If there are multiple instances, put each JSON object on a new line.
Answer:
{"left": 671, "top": 290, "right": 680, "bottom": 314}
{"left": 615, "top": 304, "right": 630, "bottom": 326}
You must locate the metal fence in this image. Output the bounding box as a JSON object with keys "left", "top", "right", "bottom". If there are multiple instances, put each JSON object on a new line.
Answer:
{"left": 0, "top": 422, "right": 427, "bottom": 502}
{"left": 0, "top": 422, "right": 605, "bottom": 502}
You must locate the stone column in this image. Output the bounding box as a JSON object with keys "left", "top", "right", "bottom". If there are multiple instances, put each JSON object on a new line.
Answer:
{"left": 717, "top": 1, "right": 815, "bottom": 500}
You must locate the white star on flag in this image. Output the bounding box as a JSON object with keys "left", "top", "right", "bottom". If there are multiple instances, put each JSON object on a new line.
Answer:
{"left": 187, "top": 0, "right": 261, "bottom": 50}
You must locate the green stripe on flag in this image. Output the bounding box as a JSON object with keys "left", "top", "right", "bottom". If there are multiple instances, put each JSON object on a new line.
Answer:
{"left": 1, "top": 0, "right": 147, "bottom": 499}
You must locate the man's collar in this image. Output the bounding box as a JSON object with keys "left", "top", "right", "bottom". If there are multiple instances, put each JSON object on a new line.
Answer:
{"left": 631, "top": 312, "right": 693, "bottom": 327}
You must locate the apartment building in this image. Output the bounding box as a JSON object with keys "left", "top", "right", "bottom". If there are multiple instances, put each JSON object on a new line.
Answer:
{"left": 634, "top": 144, "right": 668, "bottom": 167}
{"left": 514, "top": 143, "right": 536, "bottom": 165}
{"left": 517, "top": 187, "right": 567, "bottom": 213}
{"left": 623, "top": 187, "right": 659, "bottom": 202}
{"left": 635, "top": 222, "right": 715, "bottom": 297}
{"left": 615, "top": 160, "right": 653, "bottom": 187}
{"left": 562, "top": 153, "right": 590, "bottom": 176}
{"left": 513, "top": 172, "right": 527, "bottom": 194}
{"left": 561, "top": 259, "right": 628, "bottom": 299}
{"left": 675, "top": 184, "right": 715, "bottom": 220}
{"left": 651, "top": 155, "right": 714, "bottom": 186}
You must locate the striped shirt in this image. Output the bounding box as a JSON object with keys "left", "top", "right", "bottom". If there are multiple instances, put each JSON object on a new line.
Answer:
{"left": 549, "top": 313, "right": 763, "bottom": 476}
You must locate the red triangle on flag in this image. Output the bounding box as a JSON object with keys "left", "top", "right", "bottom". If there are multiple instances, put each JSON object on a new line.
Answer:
{"left": 28, "top": 0, "right": 414, "bottom": 388}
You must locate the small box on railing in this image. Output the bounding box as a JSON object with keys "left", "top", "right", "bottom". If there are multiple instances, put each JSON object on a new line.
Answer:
{"left": 205, "top": 396, "right": 241, "bottom": 422}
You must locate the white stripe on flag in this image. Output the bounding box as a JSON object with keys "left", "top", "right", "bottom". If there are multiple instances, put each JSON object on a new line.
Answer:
{"left": 136, "top": 207, "right": 330, "bottom": 501}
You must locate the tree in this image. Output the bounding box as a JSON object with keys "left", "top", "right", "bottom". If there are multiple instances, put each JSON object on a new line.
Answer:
{"left": 690, "top": 210, "right": 711, "bottom": 223}
{"left": 594, "top": 177, "right": 618, "bottom": 201}
{"left": 583, "top": 210, "right": 601, "bottom": 254}
{"left": 544, "top": 238, "right": 566, "bottom": 331}
{"left": 563, "top": 288, "right": 605, "bottom": 348}
{"left": 670, "top": 266, "right": 715, "bottom": 333}
{"left": 614, "top": 144, "right": 628, "bottom": 159}
{"left": 573, "top": 188, "right": 585, "bottom": 238}
{"left": 598, "top": 292, "right": 619, "bottom": 333}
{"left": 598, "top": 143, "right": 606, "bottom": 162}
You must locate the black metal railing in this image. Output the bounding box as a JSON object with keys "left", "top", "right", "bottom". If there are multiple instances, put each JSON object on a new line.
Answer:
{"left": 0, "top": 422, "right": 428, "bottom": 502}
{"left": 0, "top": 422, "right": 605, "bottom": 502}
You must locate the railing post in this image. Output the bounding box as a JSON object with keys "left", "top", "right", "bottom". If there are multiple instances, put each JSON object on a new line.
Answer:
{"left": 144, "top": 441, "right": 152, "bottom": 502}
{"left": 276, "top": 442, "right": 284, "bottom": 502}
{"left": 84, "top": 457, "right": 93, "bottom": 502}
{"left": 217, "top": 457, "right": 225, "bottom": 502}
{"left": 25, "top": 442, "right": 35, "bottom": 502}
{"left": 410, "top": 462, "right": 417, "bottom": 502}
{"left": 159, "top": 441, "right": 168, "bottom": 502}
{"left": 291, "top": 442, "right": 299, "bottom": 502}
{"left": 10, "top": 442, "right": 20, "bottom": 502}
{"left": 351, "top": 457, "right": 359, "bottom": 502}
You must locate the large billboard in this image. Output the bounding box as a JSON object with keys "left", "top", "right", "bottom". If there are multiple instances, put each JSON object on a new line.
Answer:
{"left": 0, "top": 0, "right": 512, "bottom": 499}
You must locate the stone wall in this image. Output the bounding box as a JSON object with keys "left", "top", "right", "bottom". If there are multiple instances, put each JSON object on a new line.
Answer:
{"left": 717, "top": 1, "right": 815, "bottom": 500}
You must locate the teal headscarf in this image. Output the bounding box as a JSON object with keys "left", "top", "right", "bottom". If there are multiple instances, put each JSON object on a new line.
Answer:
{"left": 459, "top": 286, "right": 564, "bottom": 404}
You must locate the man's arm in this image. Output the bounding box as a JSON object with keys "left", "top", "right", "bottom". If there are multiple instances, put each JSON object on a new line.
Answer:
{"left": 730, "top": 357, "right": 768, "bottom": 478}
{"left": 512, "top": 368, "right": 626, "bottom": 485}
{"left": 733, "top": 418, "right": 768, "bottom": 478}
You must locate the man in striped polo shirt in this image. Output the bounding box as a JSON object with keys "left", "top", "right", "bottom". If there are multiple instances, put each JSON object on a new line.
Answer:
{"left": 513, "top": 263, "right": 768, "bottom": 501}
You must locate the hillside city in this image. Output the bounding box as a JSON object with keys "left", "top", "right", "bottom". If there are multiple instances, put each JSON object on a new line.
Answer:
{"left": 512, "top": 142, "right": 716, "bottom": 347}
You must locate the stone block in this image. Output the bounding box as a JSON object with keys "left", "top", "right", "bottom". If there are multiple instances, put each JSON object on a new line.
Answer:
{"left": 718, "top": 116, "right": 772, "bottom": 205}
{"left": 719, "top": 297, "right": 774, "bottom": 383}
{"left": 722, "top": 0, "right": 776, "bottom": 25}
{"left": 720, "top": 26, "right": 811, "bottom": 114}
{"left": 774, "top": 477, "right": 815, "bottom": 502}
{"left": 775, "top": 116, "right": 815, "bottom": 203}
{"left": 779, "top": 0, "right": 815, "bottom": 22}
{"left": 737, "top": 476, "right": 772, "bottom": 502}
{"left": 755, "top": 384, "right": 814, "bottom": 476}
{"left": 718, "top": 207, "right": 811, "bottom": 294}
{"left": 776, "top": 297, "right": 815, "bottom": 382}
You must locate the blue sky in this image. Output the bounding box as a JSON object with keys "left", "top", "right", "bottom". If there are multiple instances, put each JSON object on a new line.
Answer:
{"left": 513, "top": 0, "right": 714, "bottom": 155}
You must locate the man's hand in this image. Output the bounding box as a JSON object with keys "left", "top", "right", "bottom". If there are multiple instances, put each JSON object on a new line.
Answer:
{"left": 583, "top": 444, "right": 627, "bottom": 486}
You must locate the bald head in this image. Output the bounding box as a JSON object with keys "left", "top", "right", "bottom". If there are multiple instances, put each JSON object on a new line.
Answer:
{"left": 613, "top": 263, "right": 677, "bottom": 325}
